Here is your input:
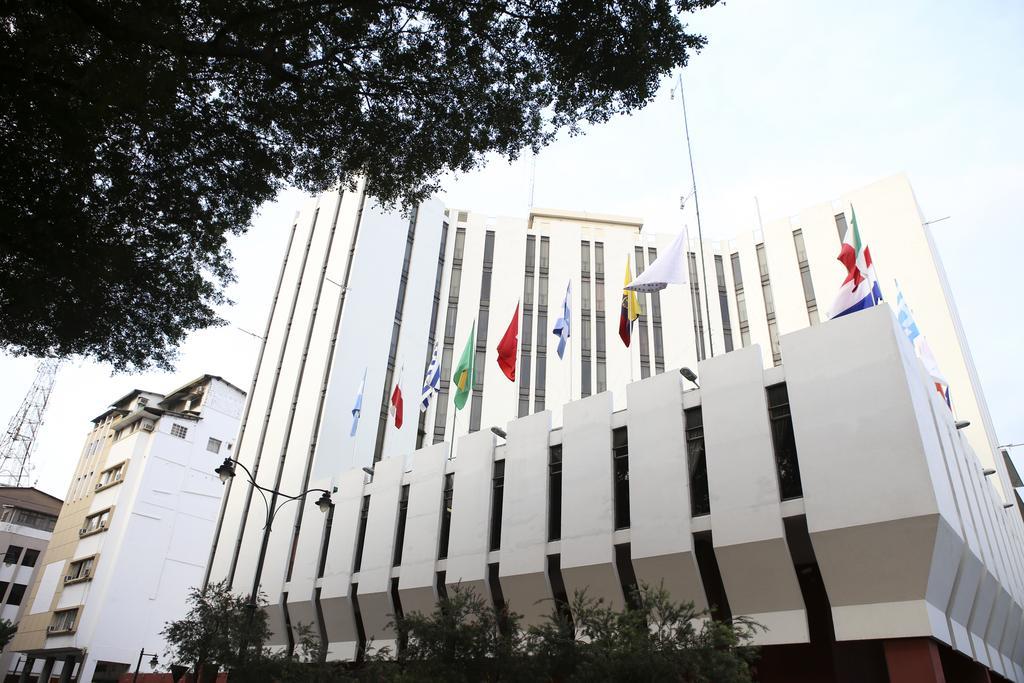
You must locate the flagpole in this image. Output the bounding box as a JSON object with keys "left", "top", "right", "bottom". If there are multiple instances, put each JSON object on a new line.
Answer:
{"left": 674, "top": 73, "right": 714, "bottom": 358}
{"left": 447, "top": 396, "right": 457, "bottom": 461}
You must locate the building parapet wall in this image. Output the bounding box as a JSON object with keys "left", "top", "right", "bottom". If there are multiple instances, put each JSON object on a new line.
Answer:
{"left": 247, "top": 305, "right": 1023, "bottom": 679}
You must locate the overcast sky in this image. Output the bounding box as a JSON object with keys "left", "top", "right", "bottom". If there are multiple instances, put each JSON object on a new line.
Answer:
{"left": 3, "top": 0, "right": 1022, "bottom": 498}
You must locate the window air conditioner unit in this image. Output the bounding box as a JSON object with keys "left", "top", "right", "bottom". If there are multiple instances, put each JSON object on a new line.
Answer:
{"left": 142, "top": 423, "right": 155, "bottom": 432}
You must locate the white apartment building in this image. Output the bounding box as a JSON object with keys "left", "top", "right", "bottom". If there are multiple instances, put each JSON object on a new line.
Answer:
{"left": 206, "top": 175, "right": 1020, "bottom": 681}
{"left": 8, "top": 376, "right": 245, "bottom": 683}
{"left": 0, "top": 488, "right": 61, "bottom": 677}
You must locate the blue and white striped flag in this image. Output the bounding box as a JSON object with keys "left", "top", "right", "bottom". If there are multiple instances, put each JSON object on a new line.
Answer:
{"left": 552, "top": 280, "right": 572, "bottom": 359}
{"left": 350, "top": 368, "right": 367, "bottom": 436}
{"left": 421, "top": 343, "right": 441, "bottom": 412}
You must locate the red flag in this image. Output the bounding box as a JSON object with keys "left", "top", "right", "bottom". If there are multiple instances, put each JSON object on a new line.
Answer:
{"left": 390, "top": 382, "right": 404, "bottom": 428}
{"left": 496, "top": 303, "right": 519, "bottom": 382}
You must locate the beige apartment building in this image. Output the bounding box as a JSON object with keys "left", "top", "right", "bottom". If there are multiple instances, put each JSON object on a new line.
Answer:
{"left": 7, "top": 376, "right": 244, "bottom": 683}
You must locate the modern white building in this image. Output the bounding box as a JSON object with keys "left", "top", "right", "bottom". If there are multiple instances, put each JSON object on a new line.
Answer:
{"left": 7, "top": 375, "right": 245, "bottom": 683}
{"left": 206, "top": 175, "right": 1021, "bottom": 682}
{"left": 0, "top": 488, "right": 62, "bottom": 677}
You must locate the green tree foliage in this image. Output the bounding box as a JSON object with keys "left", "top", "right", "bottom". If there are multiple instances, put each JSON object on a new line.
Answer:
{"left": 1, "top": 0, "right": 720, "bottom": 371}
{"left": 161, "top": 581, "right": 272, "bottom": 682}
{"left": 164, "top": 582, "right": 758, "bottom": 681}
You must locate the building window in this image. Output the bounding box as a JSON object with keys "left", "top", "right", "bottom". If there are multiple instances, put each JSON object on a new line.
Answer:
{"left": 434, "top": 227, "right": 466, "bottom": 444}
{"left": 767, "top": 384, "right": 803, "bottom": 500}
{"left": 3, "top": 545, "right": 23, "bottom": 565}
{"left": 519, "top": 236, "right": 537, "bottom": 417}
{"left": 418, "top": 221, "right": 450, "bottom": 449}
{"left": 0, "top": 508, "right": 56, "bottom": 532}
{"left": 49, "top": 608, "right": 79, "bottom": 634}
{"left": 376, "top": 209, "right": 419, "bottom": 460}
{"left": 470, "top": 231, "right": 496, "bottom": 432}
{"left": 207, "top": 437, "right": 222, "bottom": 454}
{"left": 548, "top": 446, "right": 562, "bottom": 541}
{"left": 792, "top": 229, "right": 819, "bottom": 325}
{"left": 687, "top": 252, "right": 707, "bottom": 361}
{"left": 715, "top": 256, "right": 734, "bottom": 352}
{"left": 756, "top": 243, "right": 782, "bottom": 365}
{"left": 0, "top": 582, "right": 7, "bottom": 601}
{"left": 170, "top": 423, "right": 188, "bottom": 439}
{"left": 612, "top": 428, "right": 630, "bottom": 530}
{"left": 393, "top": 485, "right": 410, "bottom": 566}
{"left": 21, "top": 548, "right": 39, "bottom": 567}
{"left": 489, "top": 460, "right": 505, "bottom": 552}
{"left": 96, "top": 462, "right": 126, "bottom": 491}
{"left": 534, "top": 237, "right": 550, "bottom": 413}
{"left": 65, "top": 556, "right": 96, "bottom": 584}
{"left": 595, "top": 242, "right": 608, "bottom": 390}
{"left": 581, "top": 241, "right": 592, "bottom": 397}
{"left": 686, "top": 407, "right": 710, "bottom": 516}
{"left": 81, "top": 508, "right": 113, "bottom": 537}
{"left": 353, "top": 495, "right": 371, "bottom": 573}
{"left": 438, "top": 474, "right": 455, "bottom": 560}
{"left": 634, "top": 247, "right": 652, "bottom": 376}
{"left": 834, "top": 212, "right": 848, "bottom": 242}
{"left": 6, "top": 583, "right": 26, "bottom": 606}
{"left": 647, "top": 247, "right": 665, "bottom": 373}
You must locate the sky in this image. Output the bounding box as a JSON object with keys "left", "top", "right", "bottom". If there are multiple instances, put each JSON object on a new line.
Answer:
{"left": 2, "top": 0, "right": 1023, "bottom": 498}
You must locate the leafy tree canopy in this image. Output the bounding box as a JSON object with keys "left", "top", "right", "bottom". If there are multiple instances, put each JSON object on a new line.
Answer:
{"left": 1, "top": 0, "right": 719, "bottom": 371}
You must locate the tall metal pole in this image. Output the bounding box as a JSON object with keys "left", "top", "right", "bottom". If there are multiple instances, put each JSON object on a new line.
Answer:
{"left": 675, "top": 75, "right": 714, "bottom": 358}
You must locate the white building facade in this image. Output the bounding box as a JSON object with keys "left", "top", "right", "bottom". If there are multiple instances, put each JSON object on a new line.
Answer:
{"left": 9, "top": 376, "right": 245, "bottom": 683}
{"left": 207, "top": 176, "right": 1020, "bottom": 681}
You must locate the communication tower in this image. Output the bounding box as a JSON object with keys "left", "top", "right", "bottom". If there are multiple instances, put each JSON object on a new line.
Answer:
{"left": 0, "top": 359, "right": 61, "bottom": 486}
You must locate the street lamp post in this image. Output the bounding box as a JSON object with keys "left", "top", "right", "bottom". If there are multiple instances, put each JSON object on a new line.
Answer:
{"left": 213, "top": 457, "right": 335, "bottom": 664}
{"left": 131, "top": 649, "right": 159, "bottom": 683}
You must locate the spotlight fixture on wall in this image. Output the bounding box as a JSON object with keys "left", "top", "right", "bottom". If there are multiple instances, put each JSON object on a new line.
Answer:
{"left": 955, "top": 420, "right": 971, "bottom": 430}
{"left": 983, "top": 468, "right": 997, "bottom": 476}
{"left": 362, "top": 466, "right": 375, "bottom": 477}
{"left": 679, "top": 367, "right": 700, "bottom": 389}
{"left": 490, "top": 427, "right": 507, "bottom": 440}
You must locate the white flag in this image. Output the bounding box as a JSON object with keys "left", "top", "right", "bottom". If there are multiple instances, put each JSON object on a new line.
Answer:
{"left": 625, "top": 229, "right": 689, "bottom": 292}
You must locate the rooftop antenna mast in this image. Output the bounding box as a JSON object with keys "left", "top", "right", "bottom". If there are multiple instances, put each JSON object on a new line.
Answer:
{"left": 671, "top": 74, "right": 714, "bottom": 358}
{"left": 0, "top": 359, "right": 61, "bottom": 487}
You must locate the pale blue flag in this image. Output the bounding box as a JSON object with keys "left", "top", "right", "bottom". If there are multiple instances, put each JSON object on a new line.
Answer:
{"left": 351, "top": 368, "right": 367, "bottom": 436}
{"left": 552, "top": 280, "right": 572, "bottom": 359}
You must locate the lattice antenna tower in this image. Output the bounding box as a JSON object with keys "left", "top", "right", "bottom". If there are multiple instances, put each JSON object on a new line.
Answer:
{"left": 0, "top": 359, "right": 61, "bottom": 487}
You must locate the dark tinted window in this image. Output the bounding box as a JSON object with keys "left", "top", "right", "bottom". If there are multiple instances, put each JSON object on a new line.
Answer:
{"left": 548, "top": 446, "right": 562, "bottom": 541}
{"left": 21, "top": 548, "right": 39, "bottom": 567}
{"left": 613, "top": 428, "right": 630, "bottom": 529}
{"left": 686, "top": 407, "right": 710, "bottom": 516}
{"left": 767, "top": 384, "right": 803, "bottom": 499}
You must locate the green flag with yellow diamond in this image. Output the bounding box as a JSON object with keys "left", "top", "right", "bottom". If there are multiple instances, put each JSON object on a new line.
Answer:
{"left": 452, "top": 321, "right": 475, "bottom": 410}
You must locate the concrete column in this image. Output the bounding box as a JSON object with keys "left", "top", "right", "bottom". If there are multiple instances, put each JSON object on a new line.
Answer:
{"left": 57, "top": 656, "right": 75, "bottom": 683}
{"left": 17, "top": 656, "right": 35, "bottom": 683}
{"left": 883, "top": 638, "right": 946, "bottom": 683}
{"left": 38, "top": 657, "right": 55, "bottom": 683}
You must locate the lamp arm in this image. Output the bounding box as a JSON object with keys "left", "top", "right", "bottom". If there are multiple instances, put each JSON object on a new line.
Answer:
{"left": 268, "top": 487, "right": 334, "bottom": 524}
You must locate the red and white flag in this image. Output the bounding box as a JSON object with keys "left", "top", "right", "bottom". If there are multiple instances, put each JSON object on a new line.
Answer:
{"left": 389, "top": 369, "right": 404, "bottom": 428}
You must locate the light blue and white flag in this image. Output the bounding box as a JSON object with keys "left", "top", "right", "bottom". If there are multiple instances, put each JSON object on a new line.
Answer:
{"left": 421, "top": 342, "right": 442, "bottom": 412}
{"left": 895, "top": 282, "right": 950, "bottom": 408}
{"left": 351, "top": 368, "right": 367, "bottom": 436}
{"left": 552, "top": 280, "right": 572, "bottom": 359}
